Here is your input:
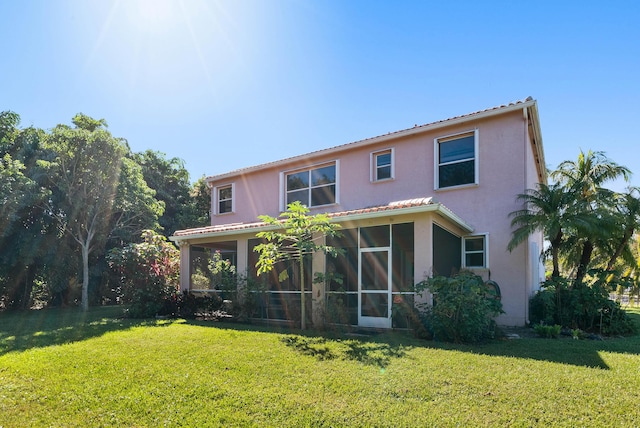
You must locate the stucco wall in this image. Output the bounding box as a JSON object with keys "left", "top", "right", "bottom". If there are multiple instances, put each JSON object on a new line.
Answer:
{"left": 203, "top": 108, "right": 543, "bottom": 326}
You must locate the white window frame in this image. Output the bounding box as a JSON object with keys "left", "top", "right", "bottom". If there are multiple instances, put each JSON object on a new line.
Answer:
{"left": 279, "top": 160, "right": 339, "bottom": 211}
{"left": 434, "top": 129, "right": 479, "bottom": 190}
{"left": 462, "top": 233, "right": 488, "bottom": 269}
{"left": 215, "top": 183, "right": 234, "bottom": 215}
{"left": 370, "top": 148, "right": 394, "bottom": 182}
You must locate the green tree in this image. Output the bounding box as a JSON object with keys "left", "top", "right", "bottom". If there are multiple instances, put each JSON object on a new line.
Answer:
{"left": 41, "top": 114, "right": 130, "bottom": 311}
{"left": 0, "top": 111, "right": 54, "bottom": 308}
{"left": 188, "top": 175, "right": 212, "bottom": 228}
{"left": 603, "top": 187, "right": 640, "bottom": 271}
{"left": 508, "top": 183, "right": 578, "bottom": 278}
{"left": 131, "top": 150, "right": 193, "bottom": 236}
{"left": 551, "top": 150, "right": 630, "bottom": 284}
{"left": 254, "top": 201, "right": 341, "bottom": 329}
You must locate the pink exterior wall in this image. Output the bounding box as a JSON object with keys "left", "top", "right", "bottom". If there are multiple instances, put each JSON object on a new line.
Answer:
{"left": 203, "top": 105, "right": 544, "bottom": 326}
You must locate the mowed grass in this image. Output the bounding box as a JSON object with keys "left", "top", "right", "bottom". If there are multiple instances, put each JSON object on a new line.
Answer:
{"left": 1, "top": 307, "right": 640, "bottom": 427}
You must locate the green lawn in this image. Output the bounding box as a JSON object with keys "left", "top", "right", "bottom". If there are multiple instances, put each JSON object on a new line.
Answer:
{"left": 1, "top": 307, "right": 639, "bottom": 427}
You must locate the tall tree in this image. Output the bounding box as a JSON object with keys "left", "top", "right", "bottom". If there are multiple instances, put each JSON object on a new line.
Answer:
{"left": 187, "top": 175, "right": 212, "bottom": 228}
{"left": 0, "top": 111, "right": 53, "bottom": 309}
{"left": 604, "top": 187, "right": 640, "bottom": 271}
{"left": 254, "top": 202, "right": 341, "bottom": 329}
{"left": 131, "top": 150, "right": 192, "bottom": 236}
{"left": 551, "top": 150, "right": 631, "bottom": 284}
{"left": 508, "top": 183, "right": 576, "bottom": 278}
{"left": 42, "top": 114, "right": 129, "bottom": 311}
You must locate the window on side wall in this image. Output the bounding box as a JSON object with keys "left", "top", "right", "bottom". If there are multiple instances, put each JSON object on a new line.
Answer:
{"left": 463, "top": 235, "right": 487, "bottom": 268}
{"left": 371, "top": 149, "right": 394, "bottom": 182}
{"left": 435, "top": 130, "right": 477, "bottom": 189}
{"left": 285, "top": 162, "right": 337, "bottom": 208}
{"left": 216, "top": 184, "right": 233, "bottom": 215}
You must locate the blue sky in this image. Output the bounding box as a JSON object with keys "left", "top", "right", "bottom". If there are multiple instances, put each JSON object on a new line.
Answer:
{"left": 2, "top": 0, "right": 639, "bottom": 191}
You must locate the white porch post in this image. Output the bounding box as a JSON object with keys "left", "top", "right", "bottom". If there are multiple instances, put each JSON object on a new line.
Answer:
{"left": 177, "top": 240, "right": 190, "bottom": 292}
{"left": 311, "top": 238, "right": 326, "bottom": 328}
{"left": 413, "top": 217, "right": 432, "bottom": 307}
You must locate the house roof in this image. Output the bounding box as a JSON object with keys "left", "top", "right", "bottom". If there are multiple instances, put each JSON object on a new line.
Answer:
{"left": 206, "top": 97, "right": 545, "bottom": 183}
{"left": 170, "top": 197, "right": 474, "bottom": 243}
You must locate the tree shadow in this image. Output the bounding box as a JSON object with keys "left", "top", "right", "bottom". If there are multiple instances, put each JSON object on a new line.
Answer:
{"left": 0, "top": 306, "right": 170, "bottom": 356}
{"left": 280, "top": 331, "right": 411, "bottom": 369}
{"left": 195, "top": 319, "right": 640, "bottom": 370}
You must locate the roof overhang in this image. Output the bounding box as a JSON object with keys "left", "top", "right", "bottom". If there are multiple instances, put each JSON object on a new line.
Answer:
{"left": 170, "top": 198, "right": 474, "bottom": 244}
{"left": 206, "top": 98, "right": 540, "bottom": 183}
{"left": 524, "top": 101, "right": 547, "bottom": 184}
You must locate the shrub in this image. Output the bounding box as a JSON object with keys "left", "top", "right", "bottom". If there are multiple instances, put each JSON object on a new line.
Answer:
{"left": 533, "top": 323, "right": 561, "bottom": 338}
{"left": 171, "top": 291, "right": 224, "bottom": 319}
{"left": 529, "top": 273, "right": 636, "bottom": 335}
{"left": 108, "top": 230, "right": 179, "bottom": 318}
{"left": 415, "top": 271, "right": 503, "bottom": 343}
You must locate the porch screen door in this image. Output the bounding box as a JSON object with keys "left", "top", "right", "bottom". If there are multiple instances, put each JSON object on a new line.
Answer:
{"left": 358, "top": 248, "right": 391, "bottom": 328}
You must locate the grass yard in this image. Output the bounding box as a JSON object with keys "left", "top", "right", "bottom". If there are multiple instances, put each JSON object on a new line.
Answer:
{"left": 1, "top": 307, "right": 640, "bottom": 427}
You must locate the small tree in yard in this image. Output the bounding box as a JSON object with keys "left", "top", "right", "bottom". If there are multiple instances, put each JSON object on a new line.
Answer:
{"left": 108, "top": 230, "right": 179, "bottom": 318}
{"left": 254, "top": 201, "right": 342, "bottom": 330}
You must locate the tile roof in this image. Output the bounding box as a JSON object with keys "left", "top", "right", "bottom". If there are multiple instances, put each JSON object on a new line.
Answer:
{"left": 205, "top": 97, "right": 536, "bottom": 182}
{"left": 171, "top": 197, "right": 472, "bottom": 240}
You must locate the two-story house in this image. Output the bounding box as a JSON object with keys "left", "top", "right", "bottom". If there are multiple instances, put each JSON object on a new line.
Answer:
{"left": 171, "top": 97, "right": 546, "bottom": 328}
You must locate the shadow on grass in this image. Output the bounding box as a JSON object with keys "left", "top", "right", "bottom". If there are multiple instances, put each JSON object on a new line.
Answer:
{"left": 0, "top": 306, "right": 169, "bottom": 356}
{"left": 183, "top": 318, "right": 411, "bottom": 369}
{"left": 280, "top": 334, "right": 409, "bottom": 369}
{"left": 186, "top": 311, "right": 640, "bottom": 370}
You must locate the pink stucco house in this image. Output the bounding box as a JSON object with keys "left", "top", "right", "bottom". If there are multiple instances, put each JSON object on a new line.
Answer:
{"left": 171, "top": 97, "right": 546, "bottom": 328}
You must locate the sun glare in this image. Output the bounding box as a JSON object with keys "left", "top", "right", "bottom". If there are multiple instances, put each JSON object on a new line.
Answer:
{"left": 127, "top": 0, "right": 176, "bottom": 34}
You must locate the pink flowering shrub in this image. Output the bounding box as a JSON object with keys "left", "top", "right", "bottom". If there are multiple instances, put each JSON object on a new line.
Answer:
{"left": 108, "top": 230, "right": 180, "bottom": 318}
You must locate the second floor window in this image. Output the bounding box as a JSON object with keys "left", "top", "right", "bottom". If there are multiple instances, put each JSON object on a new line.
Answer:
{"left": 286, "top": 163, "right": 336, "bottom": 207}
{"left": 217, "top": 185, "right": 233, "bottom": 214}
{"left": 371, "top": 149, "right": 393, "bottom": 181}
{"left": 435, "top": 131, "right": 477, "bottom": 189}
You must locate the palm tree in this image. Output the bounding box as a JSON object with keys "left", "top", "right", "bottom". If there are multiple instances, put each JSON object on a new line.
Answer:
{"left": 508, "top": 183, "right": 571, "bottom": 278}
{"left": 604, "top": 187, "right": 640, "bottom": 271}
{"left": 550, "top": 150, "right": 631, "bottom": 284}
{"left": 552, "top": 149, "right": 631, "bottom": 202}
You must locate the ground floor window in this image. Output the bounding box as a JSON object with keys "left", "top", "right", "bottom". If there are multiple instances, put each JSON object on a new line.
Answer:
{"left": 189, "top": 241, "right": 237, "bottom": 299}
{"left": 432, "top": 224, "right": 461, "bottom": 277}
{"left": 246, "top": 238, "right": 312, "bottom": 325}
{"left": 325, "top": 223, "right": 415, "bottom": 327}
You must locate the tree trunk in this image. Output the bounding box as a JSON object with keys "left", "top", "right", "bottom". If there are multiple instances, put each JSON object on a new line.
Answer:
{"left": 550, "top": 231, "right": 563, "bottom": 278}
{"left": 299, "top": 257, "right": 306, "bottom": 330}
{"left": 81, "top": 242, "right": 90, "bottom": 311}
{"left": 606, "top": 227, "right": 634, "bottom": 271}
{"left": 574, "top": 240, "right": 594, "bottom": 286}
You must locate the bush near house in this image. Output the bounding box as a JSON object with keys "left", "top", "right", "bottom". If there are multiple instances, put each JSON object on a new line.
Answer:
{"left": 415, "top": 271, "right": 504, "bottom": 343}
{"left": 107, "top": 230, "right": 180, "bottom": 318}
{"left": 529, "top": 274, "right": 636, "bottom": 336}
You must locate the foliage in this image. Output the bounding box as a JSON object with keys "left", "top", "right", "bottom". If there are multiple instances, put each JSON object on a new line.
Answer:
{"left": 533, "top": 323, "right": 561, "bottom": 338}
{"left": 0, "top": 111, "right": 199, "bottom": 310}
{"left": 108, "top": 230, "right": 179, "bottom": 318}
{"left": 131, "top": 150, "right": 198, "bottom": 236}
{"left": 415, "top": 271, "right": 503, "bottom": 343}
{"left": 529, "top": 274, "right": 636, "bottom": 335}
{"left": 254, "top": 201, "right": 342, "bottom": 329}
{"left": 509, "top": 150, "right": 638, "bottom": 285}
{"left": 165, "top": 291, "right": 224, "bottom": 319}
{"left": 0, "top": 112, "right": 55, "bottom": 309}
{"left": 41, "top": 114, "right": 129, "bottom": 311}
